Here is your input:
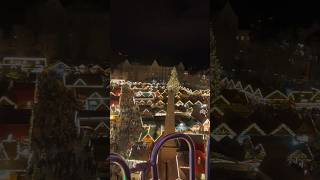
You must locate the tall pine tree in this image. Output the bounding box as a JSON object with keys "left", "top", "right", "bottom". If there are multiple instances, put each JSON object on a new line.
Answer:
{"left": 210, "top": 25, "right": 223, "bottom": 105}
{"left": 29, "top": 73, "right": 95, "bottom": 180}
{"left": 111, "top": 83, "right": 142, "bottom": 158}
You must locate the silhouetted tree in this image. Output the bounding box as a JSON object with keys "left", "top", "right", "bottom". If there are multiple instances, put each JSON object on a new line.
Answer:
{"left": 210, "top": 25, "right": 223, "bottom": 102}
{"left": 29, "top": 72, "right": 95, "bottom": 180}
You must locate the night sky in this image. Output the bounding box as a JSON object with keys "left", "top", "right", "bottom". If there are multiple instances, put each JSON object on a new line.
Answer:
{"left": 214, "top": 0, "right": 320, "bottom": 29}
{"left": 0, "top": 0, "right": 110, "bottom": 65}
{"left": 111, "top": 0, "right": 210, "bottom": 70}
{"left": 1, "top": 0, "right": 319, "bottom": 68}
{"left": 0, "top": 0, "right": 109, "bottom": 26}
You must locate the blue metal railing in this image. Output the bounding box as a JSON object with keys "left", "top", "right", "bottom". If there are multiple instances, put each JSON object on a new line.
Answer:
{"left": 108, "top": 133, "right": 203, "bottom": 180}
{"left": 107, "top": 153, "right": 132, "bottom": 180}
{"left": 150, "top": 133, "right": 196, "bottom": 180}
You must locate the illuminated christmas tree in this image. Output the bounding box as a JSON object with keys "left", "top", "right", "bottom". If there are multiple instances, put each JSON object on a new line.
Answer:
{"left": 167, "top": 67, "right": 180, "bottom": 93}
{"left": 163, "top": 67, "right": 180, "bottom": 135}
{"left": 210, "top": 25, "right": 223, "bottom": 103}
{"left": 111, "top": 83, "right": 142, "bottom": 158}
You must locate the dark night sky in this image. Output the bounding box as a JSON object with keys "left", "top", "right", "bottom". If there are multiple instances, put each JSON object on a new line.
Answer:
{"left": 0, "top": 0, "right": 110, "bottom": 65}
{"left": 111, "top": 0, "right": 210, "bottom": 70}
{"left": 1, "top": 0, "right": 319, "bottom": 68}
{"left": 0, "top": 0, "right": 110, "bottom": 28}
{"left": 214, "top": 0, "right": 320, "bottom": 28}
